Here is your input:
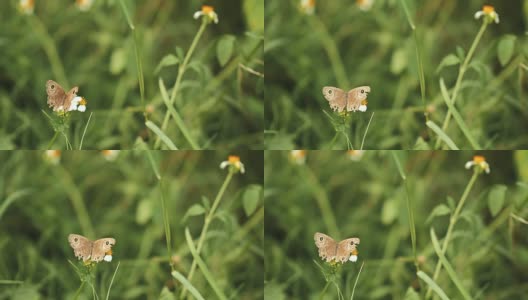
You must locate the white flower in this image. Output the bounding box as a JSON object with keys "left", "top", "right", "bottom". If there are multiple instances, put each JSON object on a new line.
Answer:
{"left": 349, "top": 255, "right": 358, "bottom": 262}
{"left": 474, "top": 5, "right": 499, "bottom": 24}
{"left": 19, "top": 0, "right": 34, "bottom": 15}
{"left": 220, "top": 155, "right": 245, "bottom": 174}
{"left": 76, "top": 0, "right": 94, "bottom": 11}
{"left": 69, "top": 96, "right": 87, "bottom": 112}
{"left": 359, "top": 99, "right": 368, "bottom": 112}
{"left": 103, "top": 255, "right": 112, "bottom": 262}
{"left": 465, "top": 155, "right": 490, "bottom": 174}
{"left": 347, "top": 150, "right": 365, "bottom": 161}
{"left": 289, "top": 150, "right": 307, "bottom": 165}
{"left": 357, "top": 0, "right": 374, "bottom": 11}
{"left": 102, "top": 150, "right": 120, "bottom": 161}
{"left": 300, "top": 0, "right": 315, "bottom": 15}
{"left": 193, "top": 5, "right": 219, "bottom": 24}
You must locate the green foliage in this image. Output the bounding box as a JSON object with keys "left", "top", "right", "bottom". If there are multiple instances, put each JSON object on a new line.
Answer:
{"left": 265, "top": 1, "right": 528, "bottom": 149}
{"left": 265, "top": 150, "right": 528, "bottom": 299}
{"left": 0, "top": 151, "right": 263, "bottom": 299}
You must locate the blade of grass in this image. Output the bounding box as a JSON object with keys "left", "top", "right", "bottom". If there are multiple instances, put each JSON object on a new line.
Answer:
{"left": 426, "top": 120, "right": 459, "bottom": 150}
{"left": 145, "top": 121, "right": 178, "bottom": 150}
{"left": 158, "top": 78, "right": 199, "bottom": 149}
{"left": 184, "top": 228, "right": 228, "bottom": 300}
{"left": 439, "top": 78, "right": 481, "bottom": 149}
{"left": 430, "top": 228, "right": 472, "bottom": 300}
{"left": 105, "top": 261, "right": 120, "bottom": 300}
{"left": 417, "top": 271, "right": 449, "bottom": 300}
{"left": 360, "top": 112, "right": 374, "bottom": 150}
{"left": 0, "top": 189, "right": 32, "bottom": 221}
{"left": 172, "top": 271, "right": 205, "bottom": 300}
{"left": 79, "top": 112, "right": 93, "bottom": 150}
{"left": 350, "top": 261, "right": 364, "bottom": 300}
{"left": 0, "top": 280, "right": 24, "bottom": 284}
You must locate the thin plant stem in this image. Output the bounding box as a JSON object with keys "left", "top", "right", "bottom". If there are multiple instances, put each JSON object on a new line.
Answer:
{"left": 47, "top": 131, "right": 58, "bottom": 149}
{"left": 425, "top": 170, "right": 480, "bottom": 299}
{"left": 318, "top": 280, "right": 332, "bottom": 300}
{"left": 73, "top": 281, "right": 85, "bottom": 300}
{"left": 350, "top": 261, "right": 365, "bottom": 300}
{"left": 79, "top": 112, "right": 93, "bottom": 150}
{"left": 435, "top": 22, "right": 488, "bottom": 149}
{"left": 180, "top": 170, "right": 235, "bottom": 299}
{"left": 360, "top": 112, "right": 375, "bottom": 150}
{"left": 155, "top": 19, "right": 209, "bottom": 149}
{"left": 159, "top": 179, "right": 173, "bottom": 272}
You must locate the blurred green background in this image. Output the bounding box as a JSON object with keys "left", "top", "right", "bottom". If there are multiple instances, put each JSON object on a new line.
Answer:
{"left": 265, "top": 150, "right": 528, "bottom": 299}
{"left": 0, "top": 0, "right": 264, "bottom": 149}
{"left": 0, "top": 150, "right": 263, "bottom": 299}
{"left": 265, "top": 0, "right": 528, "bottom": 149}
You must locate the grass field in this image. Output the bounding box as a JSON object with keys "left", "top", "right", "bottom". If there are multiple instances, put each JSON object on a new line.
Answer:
{"left": 0, "top": 150, "right": 263, "bottom": 299}
{"left": 0, "top": 1, "right": 264, "bottom": 150}
{"left": 265, "top": 150, "right": 528, "bottom": 299}
{"left": 265, "top": 1, "right": 528, "bottom": 150}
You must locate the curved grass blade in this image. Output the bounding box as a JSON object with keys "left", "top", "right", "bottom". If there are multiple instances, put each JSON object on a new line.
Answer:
{"left": 145, "top": 121, "right": 178, "bottom": 150}
{"left": 172, "top": 271, "right": 205, "bottom": 300}
{"left": 416, "top": 271, "right": 449, "bottom": 300}
{"left": 426, "top": 120, "right": 459, "bottom": 150}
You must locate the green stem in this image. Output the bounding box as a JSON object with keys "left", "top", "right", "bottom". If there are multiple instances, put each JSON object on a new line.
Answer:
{"left": 180, "top": 170, "right": 234, "bottom": 299}
{"left": 159, "top": 179, "right": 173, "bottom": 272}
{"left": 328, "top": 132, "right": 339, "bottom": 149}
{"left": 73, "top": 281, "right": 85, "bottom": 300}
{"left": 435, "top": 22, "right": 488, "bottom": 149}
{"left": 47, "top": 131, "right": 59, "bottom": 149}
{"left": 425, "top": 170, "right": 480, "bottom": 299}
{"left": 318, "top": 280, "right": 332, "bottom": 300}
{"left": 155, "top": 19, "right": 209, "bottom": 149}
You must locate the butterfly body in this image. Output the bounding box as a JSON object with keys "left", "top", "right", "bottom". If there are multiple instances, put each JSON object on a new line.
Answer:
{"left": 322, "top": 86, "right": 370, "bottom": 112}
{"left": 68, "top": 234, "right": 115, "bottom": 262}
{"left": 314, "top": 232, "right": 360, "bottom": 264}
{"left": 46, "top": 80, "right": 78, "bottom": 112}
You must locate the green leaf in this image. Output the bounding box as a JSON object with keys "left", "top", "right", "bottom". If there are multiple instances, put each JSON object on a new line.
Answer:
{"left": 497, "top": 35, "right": 517, "bottom": 66}
{"left": 159, "top": 286, "right": 176, "bottom": 300}
{"left": 417, "top": 271, "right": 449, "bottom": 300}
{"left": 201, "top": 196, "right": 211, "bottom": 211}
{"left": 145, "top": 121, "right": 178, "bottom": 150}
{"left": 171, "top": 271, "right": 205, "bottom": 300}
{"left": 155, "top": 54, "right": 180, "bottom": 74}
{"left": 243, "top": 0, "right": 264, "bottom": 32}
{"left": 426, "top": 120, "right": 459, "bottom": 150}
{"left": 430, "top": 228, "right": 472, "bottom": 300}
{"left": 390, "top": 47, "right": 408, "bottom": 74}
{"left": 182, "top": 204, "right": 206, "bottom": 222}
{"left": 426, "top": 204, "right": 451, "bottom": 223}
{"left": 488, "top": 184, "right": 507, "bottom": 217}
{"left": 216, "top": 35, "right": 236, "bottom": 67}
{"left": 404, "top": 287, "right": 421, "bottom": 300}
{"left": 243, "top": 184, "right": 262, "bottom": 216}
{"left": 436, "top": 54, "right": 460, "bottom": 73}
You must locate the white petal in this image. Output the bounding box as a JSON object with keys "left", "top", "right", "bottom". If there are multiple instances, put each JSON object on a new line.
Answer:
{"left": 474, "top": 11, "right": 483, "bottom": 19}
{"left": 78, "top": 105, "right": 86, "bottom": 112}
{"left": 239, "top": 163, "right": 245, "bottom": 174}
{"left": 349, "top": 255, "right": 358, "bottom": 262}
{"left": 219, "top": 161, "right": 229, "bottom": 169}
{"left": 359, "top": 105, "right": 367, "bottom": 112}
{"left": 193, "top": 11, "right": 202, "bottom": 19}
{"left": 103, "top": 255, "right": 112, "bottom": 262}
{"left": 494, "top": 14, "right": 500, "bottom": 23}
{"left": 465, "top": 161, "right": 474, "bottom": 169}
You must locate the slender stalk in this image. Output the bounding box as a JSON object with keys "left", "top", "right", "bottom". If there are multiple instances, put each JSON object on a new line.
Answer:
{"left": 180, "top": 171, "right": 234, "bottom": 299}
{"left": 47, "top": 131, "right": 58, "bottom": 149}
{"left": 73, "top": 281, "right": 85, "bottom": 300}
{"left": 159, "top": 179, "right": 173, "bottom": 271}
{"left": 318, "top": 280, "right": 332, "bottom": 300}
{"left": 425, "top": 170, "right": 480, "bottom": 299}
{"left": 155, "top": 19, "right": 209, "bottom": 149}
{"left": 435, "top": 22, "right": 488, "bottom": 148}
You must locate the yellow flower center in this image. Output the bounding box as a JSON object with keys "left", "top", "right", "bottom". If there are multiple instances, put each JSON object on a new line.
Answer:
{"left": 361, "top": 99, "right": 368, "bottom": 106}
{"left": 79, "top": 98, "right": 87, "bottom": 106}
{"left": 48, "top": 150, "right": 61, "bottom": 158}
{"left": 202, "top": 5, "right": 214, "bottom": 14}
{"left": 473, "top": 155, "right": 485, "bottom": 164}
{"left": 20, "top": 0, "right": 34, "bottom": 9}
{"left": 306, "top": 0, "right": 315, "bottom": 7}
{"left": 482, "top": 5, "right": 495, "bottom": 14}
{"left": 228, "top": 155, "right": 240, "bottom": 163}
{"left": 351, "top": 249, "right": 358, "bottom": 255}
{"left": 292, "top": 150, "right": 306, "bottom": 158}
{"left": 106, "top": 249, "right": 112, "bottom": 255}
{"left": 356, "top": 0, "right": 366, "bottom": 5}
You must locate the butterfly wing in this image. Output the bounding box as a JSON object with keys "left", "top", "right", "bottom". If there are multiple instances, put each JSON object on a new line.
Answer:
{"left": 336, "top": 237, "right": 360, "bottom": 264}
{"left": 322, "top": 87, "right": 347, "bottom": 113}
{"left": 46, "top": 80, "right": 67, "bottom": 111}
{"left": 68, "top": 234, "right": 93, "bottom": 262}
{"left": 346, "top": 86, "right": 370, "bottom": 112}
{"left": 91, "top": 238, "right": 116, "bottom": 262}
{"left": 64, "top": 86, "right": 79, "bottom": 111}
{"left": 314, "top": 232, "right": 338, "bottom": 262}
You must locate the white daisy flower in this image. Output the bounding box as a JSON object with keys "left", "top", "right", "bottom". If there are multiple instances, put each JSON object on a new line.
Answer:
{"left": 359, "top": 99, "right": 368, "bottom": 112}
{"left": 44, "top": 150, "right": 61, "bottom": 165}
{"left": 76, "top": 0, "right": 94, "bottom": 11}
{"left": 102, "top": 150, "right": 120, "bottom": 161}
{"left": 349, "top": 249, "right": 359, "bottom": 262}
{"left": 193, "top": 5, "right": 219, "bottom": 24}
{"left": 69, "top": 96, "right": 87, "bottom": 112}
{"left": 465, "top": 155, "right": 490, "bottom": 174}
{"left": 474, "top": 5, "right": 499, "bottom": 24}
{"left": 19, "top": 0, "right": 34, "bottom": 15}
{"left": 220, "top": 155, "right": 245, "bottom": 174}
{"left": 289, "top": 150, "right": 307, "bottom": 165}
{"left": 347, "top": 150, "right": 365, "bottom": 161}
{"left": 103, "top": 255, "right": 112, "bottom": 262}
{"left": 300, "top": 0, "right": 315, "bottom": 15}
{"left": 357, "top": 0, "right": 374, "bottom": 11}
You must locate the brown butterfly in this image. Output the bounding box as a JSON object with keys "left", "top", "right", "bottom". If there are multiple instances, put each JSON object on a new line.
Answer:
{"left": 68, "top": 234, "right": 115, "bottom": 262}
{"left": 314, "top": 232, "right": 360, "bottom": 264}
{"left": 46, "top": 80, "right": 79, "bottom": 112}
{"left": 322, "top": 86, "right": 370, "bottom": 113}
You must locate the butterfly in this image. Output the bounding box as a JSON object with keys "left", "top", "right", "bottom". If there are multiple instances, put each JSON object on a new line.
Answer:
{"left": 314, "top": 232, "right": 360, "bottom": 264}
{"left": 46, "top": 80, "right": 79, "bottom": 112}
{"left": 68, "top": 234, "right": 115, "bottom": 262}
{"left": 322, "top": 86, "right": 370, "bottom": 113}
